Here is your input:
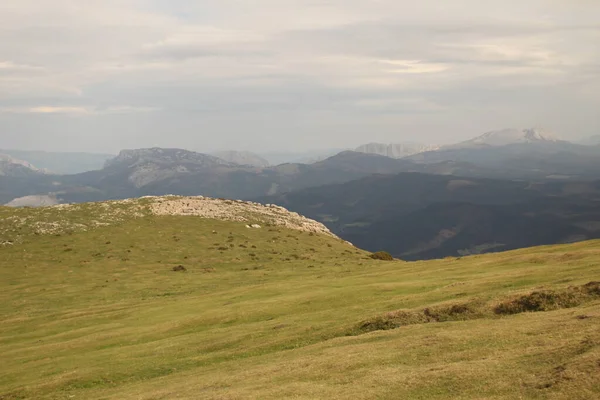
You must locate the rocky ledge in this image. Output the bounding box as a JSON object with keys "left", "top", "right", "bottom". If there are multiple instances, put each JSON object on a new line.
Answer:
{"left": 148, "top": 196, "right": 336, "bottom": 237}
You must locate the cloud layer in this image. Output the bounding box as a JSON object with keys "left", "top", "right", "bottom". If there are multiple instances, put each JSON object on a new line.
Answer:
{"left": 1, "top": 0, "right": 599, "bottom": 152}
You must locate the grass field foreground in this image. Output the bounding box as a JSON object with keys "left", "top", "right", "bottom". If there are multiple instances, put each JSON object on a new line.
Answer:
{"left": 1, "top": 199, "right": 599, "bottom": 399}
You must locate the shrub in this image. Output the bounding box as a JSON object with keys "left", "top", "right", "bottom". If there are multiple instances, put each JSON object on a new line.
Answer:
{"left": 369, "top": 251, "right": 394, "bottom": 261}
{"left": 494, "top": 290, "right": 582, "bottom": 315}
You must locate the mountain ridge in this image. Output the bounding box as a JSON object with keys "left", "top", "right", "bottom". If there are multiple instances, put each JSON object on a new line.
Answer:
{"left": 355, "top": 142, "right": 440, "bottom": 158}
{"left": 447, "top": 127, "right": 561, "bottom": 149}
{"left": 211, "top": 150, "right": 270, "bottom": 168}
{"left": 0, "top": 153, "right": 45, "bottom": 177}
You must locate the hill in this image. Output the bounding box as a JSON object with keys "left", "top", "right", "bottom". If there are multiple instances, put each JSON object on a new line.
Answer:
{"left": 262, "top": 173, "right": 600, "bottom": 260}
{"left": 1, "top": 197, "right": 599, "bottom": 399}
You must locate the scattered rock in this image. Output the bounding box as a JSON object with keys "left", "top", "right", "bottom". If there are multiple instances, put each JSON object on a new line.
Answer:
{"left": 172, "top": 265, "right": 187, "bottom": 272}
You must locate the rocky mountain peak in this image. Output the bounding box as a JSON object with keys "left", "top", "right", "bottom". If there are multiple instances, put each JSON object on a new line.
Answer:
{"left": 460, "top": 128, "right": 560, "bottom": 148}
{"left": 102, "top": 148, "right": 241, "bottom": 189}
{"left": 105, "top": 148, "right": 236, "bottom": 169}
{"left": 0, "top": 153, "right": 44, "bottom": 177}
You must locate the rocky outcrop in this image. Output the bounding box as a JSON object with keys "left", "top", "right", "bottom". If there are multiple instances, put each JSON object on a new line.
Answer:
{"left": 5, "top": 195, "right": 59, "bottom": 207}
{"left": 148, "top": 196, "right": 337, "bottom": 237}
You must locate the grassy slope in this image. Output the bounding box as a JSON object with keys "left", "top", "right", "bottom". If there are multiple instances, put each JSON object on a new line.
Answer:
{"left": 0, "top": 202, "right": 599, "bottom": 399}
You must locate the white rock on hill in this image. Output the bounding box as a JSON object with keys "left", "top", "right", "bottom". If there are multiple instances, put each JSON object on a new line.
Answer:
{"left": 148, "top": 196, "right": 337, "bottom": 237}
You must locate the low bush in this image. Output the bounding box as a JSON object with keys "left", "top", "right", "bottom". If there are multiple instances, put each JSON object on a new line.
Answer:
{"left": 369, "top": 251, "right": 394, "bottom": 261}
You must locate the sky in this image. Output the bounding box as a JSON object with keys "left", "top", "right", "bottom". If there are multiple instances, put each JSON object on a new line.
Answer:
{"left": 0, "top": 0, "right": 599, "bottom": 154}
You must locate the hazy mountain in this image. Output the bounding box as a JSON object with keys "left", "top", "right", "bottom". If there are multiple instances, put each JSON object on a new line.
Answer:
{"left": 405, "top": 128, "right": 600, "bottom": 179}
{"left": 1, "top": 150, "right": 411, "bottom": 205}
{"left": 261, "top": 173, "right": 600, "bottom": 260}
{"left": 4, "top": 145, "right": 600, "bottom": 207}
{"left": 211, "top": 150, "right": 270, "bottom": 168}
{"left": 97, "top": 148, "right": 243, "bottom": 190}
{"left": 448, "top": 128, "right": 561, "bottom": 149}
{"left": 355, "top": 142, "right": 439, "bottom": 158}
{"left": 0, "top": 149, "right": 114, "bottom": 174}
{"left": 3, "top": 149, "right": 486, "bottom": 206}
{"left": 579, "top": 135, "right": 600, "bottom": 146}
{"left": 0, "top": 153, "right": 44, "bottom": 177}
{"left": 259, "top": 149, "right": 346, "bottom": 165}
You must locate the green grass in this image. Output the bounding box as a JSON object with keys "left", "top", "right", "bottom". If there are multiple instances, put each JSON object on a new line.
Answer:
{"left": 1, "top": 201, "right": 599, "bottom": 399}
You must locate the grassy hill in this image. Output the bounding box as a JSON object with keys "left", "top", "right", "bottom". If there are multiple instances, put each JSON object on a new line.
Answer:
{"left": 1, "top": 198, "right": 599, "bottom": 399}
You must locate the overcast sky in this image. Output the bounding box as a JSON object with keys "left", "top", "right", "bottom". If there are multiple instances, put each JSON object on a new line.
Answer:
{"left": 0, "top": 0, "right": 599, "bottom": 154}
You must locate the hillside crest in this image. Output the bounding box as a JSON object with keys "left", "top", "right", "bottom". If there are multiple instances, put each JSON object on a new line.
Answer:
{"left": 0, "top": 195, "right": 338, "bottom": 245}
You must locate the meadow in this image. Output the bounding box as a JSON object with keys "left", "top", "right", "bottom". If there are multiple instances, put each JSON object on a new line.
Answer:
{"left": 1, "top": 201, "right": 599, "bottom": 399}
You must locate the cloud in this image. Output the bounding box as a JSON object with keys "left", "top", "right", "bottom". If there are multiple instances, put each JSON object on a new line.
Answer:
{"left": 0, "top": 105, "right": 159, "bottom": 115}
{"left": 0, "top": 0, "right": 599, "bottom": 152}
{"left": 0, "top": 61, "right": 44, "bottom": 73}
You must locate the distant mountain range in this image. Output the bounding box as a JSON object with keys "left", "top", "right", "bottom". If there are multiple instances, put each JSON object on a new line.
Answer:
{"left": 355, "top": 142, "right": 439, "bottom": 158}
{"left": 211, "top": 150, "right": 270, "bottom": 168}
{"left": 404, "top": 128, "right": 600, "bottom": 177}
{"left": 0, "top": 148, "right": 507, "bottom": 206}
{"left": 579, "top": 135, "right": 600, "bottom": 146}
{"left": 3, "top": 131, "right": 600, "bottom": 207}
{"left": 0, "top": 149, "right": 114, "bottom": 174}
{"left": 0, "top": 153, "right": 44, "bottom": 177}
{"left": 259, "top": 149, "right": 346, "bottom": 165}
{"left": 0, "top": 149, "right": 407, "bottom": 205}
{"left": 3, "top": 127, "right": 600, "bottom": 260}
{"left": 447, "top": 128, "right": 560, "bottom": 148}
